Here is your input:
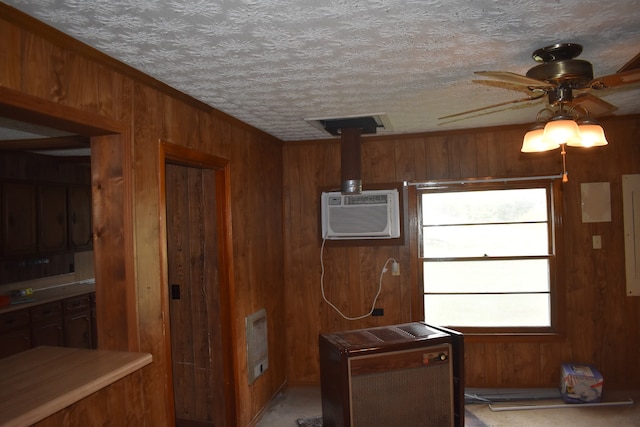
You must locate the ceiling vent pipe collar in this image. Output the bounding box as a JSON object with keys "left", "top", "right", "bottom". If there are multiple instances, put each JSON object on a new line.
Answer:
{"left": 340, "top": 127, "right": 362, "bottom": 194}
{"left": 304, "top": 114, "right": 393, "bottom": 195}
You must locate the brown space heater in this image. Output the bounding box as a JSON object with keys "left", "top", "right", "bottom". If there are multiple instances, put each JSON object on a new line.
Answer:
{"left": 319, "top": 322, "right": 464, "bottom": 427}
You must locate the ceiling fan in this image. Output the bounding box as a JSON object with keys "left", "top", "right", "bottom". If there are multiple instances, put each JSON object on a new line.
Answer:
{"left": 441, "top": 42, "right": 640, "bottom": 120}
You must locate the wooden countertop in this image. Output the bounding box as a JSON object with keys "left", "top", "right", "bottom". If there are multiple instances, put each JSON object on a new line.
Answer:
{"left": 0, "top": 346, "right": 152, "bottom": 426}
{"left": 0, "top": 280, "right": 96, "bottom": 314}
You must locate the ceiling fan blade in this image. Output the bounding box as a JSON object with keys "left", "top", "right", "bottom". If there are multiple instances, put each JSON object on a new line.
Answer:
{"left": 572, "top": 93, "right": 618, "bottom": 117}
{"left": 472, "top": 79, "right": 541, "bottom": 95}
{"left": 593, "top": 68, "right": 640, "bottom": 88}
{"left": 438, "top": 92, "right": 545, "bottom": 120}
{"left": 475, "top": 71, "right": 554, "bottom": 89}
{"left": 618, "top": 51, "right": 640, "bottom": 73}
{"left": 592, "top": 52, "right": 640, "bottom": 88}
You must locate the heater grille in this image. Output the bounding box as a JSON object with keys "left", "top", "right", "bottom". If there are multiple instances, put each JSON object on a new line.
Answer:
{"left": 246, "top": 309, "right": 268, "bottom": 384}
{"left": 350, "top": 360, "right": 452, "bottom": 426}
{"left": 350, "top": 346, "right": 453, "bottom": 427}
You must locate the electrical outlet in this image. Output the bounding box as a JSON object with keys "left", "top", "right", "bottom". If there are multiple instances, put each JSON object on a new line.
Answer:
{"left": 593, "top": 235, "right": 602, "bottom": 249}
{"left": 392, "top": 261, "right": 400, "bottom": 276}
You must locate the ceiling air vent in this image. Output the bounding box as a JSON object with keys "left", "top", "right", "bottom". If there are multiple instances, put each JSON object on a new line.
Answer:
{"left": 305, "top": 113, "right": 393, "bottom": 136}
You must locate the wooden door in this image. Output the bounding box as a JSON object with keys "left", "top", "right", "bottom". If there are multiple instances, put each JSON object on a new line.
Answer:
{"left": 166, "top": 163, "right": 226, "bottom": 427}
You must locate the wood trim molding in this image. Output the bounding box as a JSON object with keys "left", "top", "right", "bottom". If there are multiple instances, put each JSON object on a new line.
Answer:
{"left": 0, "top": 84, "right": 136, "bottom": 355}
{"left": 0, "top": 86, "right": 126, "bottom": 136}
{"left": 158, "top": 141, "right": 238, "bottom": 427}
{"left": 0, "top": 135, "right": 89, "bottom": 151}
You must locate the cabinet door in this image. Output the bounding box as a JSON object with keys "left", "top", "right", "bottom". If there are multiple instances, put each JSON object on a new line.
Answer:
{"left": 38, "top": 184, "right": 68, "bottom": 253}
{"left": 68, "top": 185, "right": 93, "bottom": 250}
{"left": 32, "top": 319, "right": 64, "bottom": 347}
{"left": 0, "top": 327, "right": 32, "bottom": 358}
{"left": 2, "top": 183, "right": 37, "bottom": 255}
{"left": 31, "top": 301, "right": 64, "bottom": 347}
{"left": 64, "top": 311, "right": 92, "bottom": 348}
{"left": 0, "top": 309, "right": 31, "bottom": 359}
{"left": 63, "top": 295, "right": 92, "bottom": 348}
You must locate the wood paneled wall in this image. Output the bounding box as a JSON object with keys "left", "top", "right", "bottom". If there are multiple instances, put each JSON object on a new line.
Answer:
{"left": 2, "top": 5, "right": 285, "bottom": 426}
{"left": 283, "top": 118, "right": 640, "bottom": 388}
{"left": 3, "top": 4, "right": 640, "bottom": 426}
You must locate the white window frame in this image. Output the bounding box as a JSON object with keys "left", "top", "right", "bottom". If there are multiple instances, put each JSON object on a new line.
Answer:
{"left": 417, "top": 178, "right": 563, "bottom": 335}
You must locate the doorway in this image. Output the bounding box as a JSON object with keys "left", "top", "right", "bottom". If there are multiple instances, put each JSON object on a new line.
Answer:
{"left": 160, "top": 142, "right": 237, "bottom": 427}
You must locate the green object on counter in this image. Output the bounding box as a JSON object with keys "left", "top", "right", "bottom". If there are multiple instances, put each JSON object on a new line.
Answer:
{"left": 10, "top": 288, "right": 33, "bottom": 297}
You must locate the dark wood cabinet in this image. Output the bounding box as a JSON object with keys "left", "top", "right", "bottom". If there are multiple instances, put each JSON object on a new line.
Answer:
{"left": 0, "top": 152, "right": 93, "bottom": 259}
{"left": 63, "top": 294, "right": 92, "bottom": 348}
{"left": 68, "top": 185, "right": 92, "bottom": 250}
{"left": 1, "top": 182, "right": 92, "bottom": 257}
{"left": 31, "top": 301, "right": 64, "bottom": 347}
{"left": 2, "top": 183, "right": 37, "bottom": 255}
{"left": 38, "top": 184, "right": 68, "bottom": 253}
{"left": 0, "top": 292, "right": 95, "bottom": 358}
{"left": 0, "top": 309, "right": 31, "bottom": 358}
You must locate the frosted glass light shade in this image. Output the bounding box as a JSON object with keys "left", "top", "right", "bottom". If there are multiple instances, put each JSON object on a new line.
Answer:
{"left": 543, "top": 119, "right": 581, "bottom": 146}
{"left": 521, "top": 127, "right": 559, "bottom": 152}
{"left": 573, "top": 124, "right": 608, "bottom": 148}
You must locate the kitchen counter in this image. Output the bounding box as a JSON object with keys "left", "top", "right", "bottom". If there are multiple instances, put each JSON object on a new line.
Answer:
{"left": 0, "top": 280, "right": 95, "bottom": 313}
{"left": 0, "top": 346, "right": 152, "bottom": 426}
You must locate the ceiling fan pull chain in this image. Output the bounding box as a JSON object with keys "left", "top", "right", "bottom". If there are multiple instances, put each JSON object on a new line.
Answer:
{"left": 561, "top": 144, "right": 569, "bottom": 183}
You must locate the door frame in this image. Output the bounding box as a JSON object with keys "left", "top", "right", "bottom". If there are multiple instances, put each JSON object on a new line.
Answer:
{"left": 158, "top": 141, "right": 238, "bottom": 426}
{"left": 0, "top": 86, "right": 138, "bottom": 352}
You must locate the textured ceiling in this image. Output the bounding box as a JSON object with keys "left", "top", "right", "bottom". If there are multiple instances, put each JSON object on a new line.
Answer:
{"left": 4, "top": 0, "right": 640, "bottom": 141}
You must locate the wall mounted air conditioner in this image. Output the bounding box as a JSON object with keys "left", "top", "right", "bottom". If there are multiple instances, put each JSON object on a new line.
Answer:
{"left": 321, "top": 189, "right": 400, "bottom": 240}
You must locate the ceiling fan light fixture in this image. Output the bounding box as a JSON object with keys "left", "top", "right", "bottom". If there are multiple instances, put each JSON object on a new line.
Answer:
{"left": 521, "top": 124, "right": 559, "bottom": 152}
{"left": 542, "top": 115, "right": 581, "bottom": 146}
{"left": 573, "top": 122, "right": 608, "bottom": 148}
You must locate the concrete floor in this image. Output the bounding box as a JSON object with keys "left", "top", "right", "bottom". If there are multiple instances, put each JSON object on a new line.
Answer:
{"left": 252, "top": 385, "right": 486, "bottom": 427}
{"left": 252, "top": 385, "right": 640, "bottom": 427}
{"left": 254, "top": 385, "right": 322, "bottom": 427}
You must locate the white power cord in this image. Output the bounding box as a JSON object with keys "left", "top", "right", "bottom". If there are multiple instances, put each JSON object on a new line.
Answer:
{"left": 320, "top": 236, "right": 397, "bottom": 320}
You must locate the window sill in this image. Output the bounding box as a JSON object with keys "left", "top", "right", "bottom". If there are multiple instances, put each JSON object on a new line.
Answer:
{"left": 462, "top": 332, "right": 565, "bottom": 343}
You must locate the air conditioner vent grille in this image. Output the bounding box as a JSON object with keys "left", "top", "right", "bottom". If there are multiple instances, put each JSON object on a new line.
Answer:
{"left": 321, "top": 189, "right": 400, "bottom": 240}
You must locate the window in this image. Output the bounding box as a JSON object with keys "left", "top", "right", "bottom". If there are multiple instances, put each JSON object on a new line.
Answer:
{"left": 418, "top": 179, "right": 561, "bottom": 333}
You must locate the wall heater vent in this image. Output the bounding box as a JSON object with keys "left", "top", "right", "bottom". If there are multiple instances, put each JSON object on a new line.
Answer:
{"left": 246, "top": 308, "right": 268, "bottom": 384}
